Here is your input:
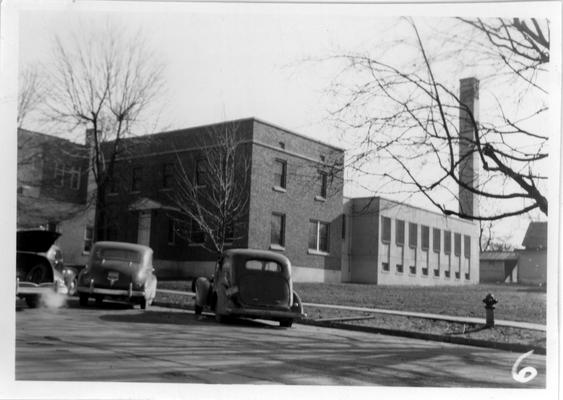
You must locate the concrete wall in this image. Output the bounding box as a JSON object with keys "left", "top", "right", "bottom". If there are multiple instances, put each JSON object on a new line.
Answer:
{"left": 517, "top": 250, "right": 547, "bottom": 285}
{"left": 347, "top": 198, "right": 379, "bottom": 284}
{"left": 479, "top": 260, "right": 506, "bottom": 283}
{"left": 346, "top": 197, "right": 480, "bottom": 285}
{"left": 57, "top": 207, "right": 95, "bottom": 266}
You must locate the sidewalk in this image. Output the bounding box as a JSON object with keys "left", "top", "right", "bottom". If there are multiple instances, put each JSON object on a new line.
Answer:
{"left": 156, "top": 289, "right": 546, "bottom": 331}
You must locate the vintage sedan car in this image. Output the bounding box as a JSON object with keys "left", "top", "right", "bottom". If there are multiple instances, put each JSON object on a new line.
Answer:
{"left": 16, "top": 230, "right": 68, "bottom": 308}
{"left": 77, "top": 241, "right": 157, "bottom": 309}
{"left": 194, "top": 249, "right": 305, "bottom": 327}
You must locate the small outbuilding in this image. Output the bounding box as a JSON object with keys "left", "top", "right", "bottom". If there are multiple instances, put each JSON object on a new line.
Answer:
{"left": 516, "top": 221, "right": 547, "bottom": 285}
{"left": 479, "top": 251, "right": 518, "bottom": 283}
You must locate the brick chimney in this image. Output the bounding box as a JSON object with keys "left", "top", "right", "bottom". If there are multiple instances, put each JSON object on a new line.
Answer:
{"left": 458, "top": 77, "right": 479, "bottom": 219}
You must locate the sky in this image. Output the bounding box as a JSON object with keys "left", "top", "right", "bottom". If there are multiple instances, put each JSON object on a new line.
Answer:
{"left": 11, "top": 0, "right": 561, "bottom": 246}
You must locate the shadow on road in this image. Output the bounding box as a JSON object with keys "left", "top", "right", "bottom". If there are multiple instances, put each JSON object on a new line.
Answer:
{"left": 98, "top": 310, "right": 280, "bottom": 329}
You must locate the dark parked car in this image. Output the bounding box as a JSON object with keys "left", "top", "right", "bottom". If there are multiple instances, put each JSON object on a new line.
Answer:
{"left": 16, "top": 230, "right": 68, "bottom": 308}
{"left": 77, "top": 241, "right": 157, "bottom": 309}
{"left": 194, "top": 249, "right": 305, "bottom": 327}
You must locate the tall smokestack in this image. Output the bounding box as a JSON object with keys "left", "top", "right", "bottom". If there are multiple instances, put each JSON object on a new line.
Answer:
{"left": 458, "top": 77, "right": 479, "bottom": 219}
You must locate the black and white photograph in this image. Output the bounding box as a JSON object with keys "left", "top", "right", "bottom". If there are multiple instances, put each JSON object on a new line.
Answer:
{"left": 1, "top": 0, "right": 560, "bottom": 398}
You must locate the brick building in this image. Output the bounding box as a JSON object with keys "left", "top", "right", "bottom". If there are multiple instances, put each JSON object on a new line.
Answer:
{"left": 102, "top": 118, "right": 345, "bottom": 281}
{"left": 17, "top": 128, "right": 94, "bottom": 265}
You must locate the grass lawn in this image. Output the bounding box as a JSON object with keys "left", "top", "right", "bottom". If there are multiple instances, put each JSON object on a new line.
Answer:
{"left": 293, "top": 282, "right": 547, "bottom": 324}
{"left": 156, "top": 280, "right": 546, "bottom": 348}
{"left": 158, "top": 280, "right": 546, "bottom": 324}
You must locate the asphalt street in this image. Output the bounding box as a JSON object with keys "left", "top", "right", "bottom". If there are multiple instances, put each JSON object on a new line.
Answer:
{"left": 15, "top": 297, "right": 545, "bottom": 387}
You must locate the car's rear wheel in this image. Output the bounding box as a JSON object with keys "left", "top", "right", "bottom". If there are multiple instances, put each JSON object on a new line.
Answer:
{"left": 25, "top": 296, "right": 39, "bottom": 308}
{"left": 280, "top": 319, "right": 293, "bottom": 328}
{"left": 79, "top": 293, "right": 88, "bottom": 306}
{"left": 94, "top": 295, "right": 104, "bottom": 306}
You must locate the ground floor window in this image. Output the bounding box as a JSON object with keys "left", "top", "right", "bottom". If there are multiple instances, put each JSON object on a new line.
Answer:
{"left": 270, "top": 213, "right": 286, "bottom": 247}
{"left": 83, "top": 226, "right": 93, "bottom": 253}
{"left": 167, "top": 218, "right": 176, "bottom": 245}
{"left": 190, "top": 219, "right": 205, "bottom": 244}
{"left": 308, "top": 220, "right": 330, "bottom": 253}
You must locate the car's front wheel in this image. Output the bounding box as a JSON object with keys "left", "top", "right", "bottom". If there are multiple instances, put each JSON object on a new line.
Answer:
{"left": 139, "top": 297, "right": 147, "bottom": 310}
{"left": 79, "top": 293, "right": 88, "bottom": 306}
{"left": 280, "top": 319, "right": 293, "bottom": 328}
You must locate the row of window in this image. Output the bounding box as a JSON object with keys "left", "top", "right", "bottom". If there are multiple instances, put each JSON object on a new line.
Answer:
{"left": 111, "top": 162, "right": 200, "bottom": 194}
{"left": 381, "top": 216, "right": 471, "bottom": 258}
{"left": 270, "top": 213, "right": 330, "bottom": 253}
{"left": 166, "top": 218, "right": 235, "bottom": 246}
{"left": 381, "top": 262, "right": 470, "bottom": 280}
{"left": 274, "top": 159, "right": 329, "bottom": 198}
{"left": 53, "top": 163, "right": 81, "bottom": 190}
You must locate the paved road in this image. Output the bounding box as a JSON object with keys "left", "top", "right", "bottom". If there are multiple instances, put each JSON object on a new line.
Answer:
{"left": 15, "top": 297, "right": 545, "bottom": 387}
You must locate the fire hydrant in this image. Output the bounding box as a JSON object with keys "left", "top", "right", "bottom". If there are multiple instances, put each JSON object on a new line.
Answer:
{"left": 483, "top": 293, "right": 498, "bottom": 327}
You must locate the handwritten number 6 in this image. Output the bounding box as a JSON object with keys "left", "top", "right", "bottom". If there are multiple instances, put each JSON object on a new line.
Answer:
{"left": 511, "top": 350, "right": 538, "bottom": 383}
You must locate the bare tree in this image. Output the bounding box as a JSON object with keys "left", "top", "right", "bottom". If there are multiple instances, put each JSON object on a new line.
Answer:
{"left": 45, "top": 24, "right": 165, "bottom": 240}
{"left": 18, "top": 65, "right": 45, "bottom": 128}
{"left": 327, "top": 17, "right": 549, "bottom": 221}
{"left": 171, "top": 122, "right": 251, "bottom": 255}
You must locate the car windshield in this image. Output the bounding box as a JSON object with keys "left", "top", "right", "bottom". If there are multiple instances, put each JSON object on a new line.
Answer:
{"left": 245, "top": 260, "right": 282, "bottom": 273}
{"left": 96, "top": 248, "right": 142, "bottom": 263}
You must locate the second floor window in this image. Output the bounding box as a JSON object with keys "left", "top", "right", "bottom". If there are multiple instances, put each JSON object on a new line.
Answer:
{"left": 69, "top": 167, "right": 81, "bottom": 190}
{"left": 54, "top": 163, "right": 64, "bottom": 187}
{"left": 319, "top": 171, "right": 328, "bottom": 198}
{"left": 274, "top": 159, "right": 287, "bottom": 189}
{"left": 195, "top": 160, "right": 207, "bottom": 186}
{"left": 162, "top": 163, "right": 174, "bottom": 189}
{"left": 131, "top": 167, "right": 142, "bottom": 192}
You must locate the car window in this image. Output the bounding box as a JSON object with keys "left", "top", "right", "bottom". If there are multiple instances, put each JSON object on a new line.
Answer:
{"left": 245, "top": 260, "right": 282, "bottom": 273}
{"left": 95, "top": 248, "right": 142, "bottom": 263}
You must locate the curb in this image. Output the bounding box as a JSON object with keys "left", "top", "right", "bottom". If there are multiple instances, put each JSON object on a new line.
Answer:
{"left": 153, "top": 300, "right": 546, "bottom": 355}
{"left": 300, "top": 319, "right": 546, "bottom": 355}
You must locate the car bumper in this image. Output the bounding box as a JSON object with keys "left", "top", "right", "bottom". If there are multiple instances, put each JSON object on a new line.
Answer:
{"left": 16, "top": 279, "right": 68, "bottom": 296}
{"left": 77, "top": 281, "right": 145, "bottom": 298}
{"left": 224, "top": 306, "right": 305, "bottom": 320}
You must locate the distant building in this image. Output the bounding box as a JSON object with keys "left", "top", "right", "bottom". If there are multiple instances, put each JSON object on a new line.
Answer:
{"left": 341, "top": 78, "right": 481, "bottom": 285}
{"left": 343, "top": 197, "right": 479, "bottom": 285}
{"left": 102, "top": 118, "right": 345, "bottom": 282}
{"left": 17, "top": 128, "right": 94, "bottom": 266}
{"left": 479, "top": 251, "right": 518, "bottom": 283}
{"left": 516, "top": 221, "right": 547, "bottom": 285}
